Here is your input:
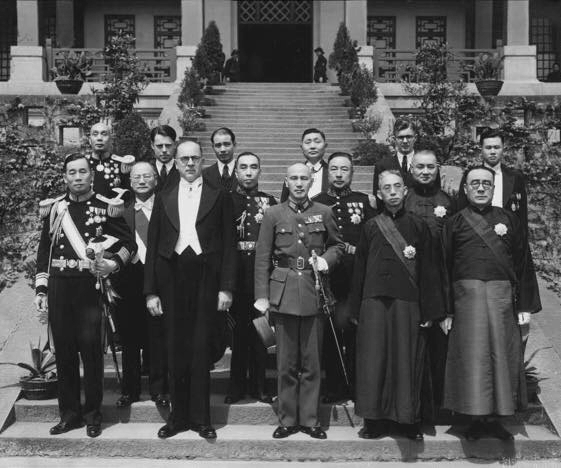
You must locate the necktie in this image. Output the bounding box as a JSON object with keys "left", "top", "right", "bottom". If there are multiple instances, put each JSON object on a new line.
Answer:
{"left": 401, "top": 155, "right": 408, "bottom": 174}
{"left": 221, "top": 164, "right": 231, "bottom": 188}
{"left": 160, "top": 164, "right": 168, "bottom": 184}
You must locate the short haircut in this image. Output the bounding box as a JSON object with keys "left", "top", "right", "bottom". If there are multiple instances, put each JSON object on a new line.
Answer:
{"left": 412, "top": 148, "right": 438, "bottom": 162}
{"left": 327, "top": 151, "right": 353, "bottom": 165}
{"left": 176, "top": 139, "right": 203, "bottom": 154}
{"left": 150, "top": 125, "right": 176, "bottom": 143}
{"left": 131, "top": 160, "right": 156, "bottom": 174}
{"left": 479, "top": 127, "right": 504, "bottom": 146}
{"left": 464, "top": 165, "right": 496, "bottom": 181}
{"left": 378, "top": 169, "right": 403, "bottom": 186}
{"left": 211, "top": 127, "right": 236, "bottom": 145}
{"left": 301, "top": 128, "right": 326, "bottom": 142}
{"left": 236, "top": 151, "right": 261, "bottom": 168}
{"left": 393, "top": 117, "right": 416, "bottom": 136}
{"left": 63, "top": 152, "right": 89, "bottom": 171}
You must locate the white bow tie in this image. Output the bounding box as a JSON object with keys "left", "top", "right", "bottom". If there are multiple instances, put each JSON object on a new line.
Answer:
{"left": 135, "top": 200, "right": 153, "bottom": 211}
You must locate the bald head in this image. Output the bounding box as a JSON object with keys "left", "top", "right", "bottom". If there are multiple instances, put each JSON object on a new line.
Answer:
{"left": 90, "top": 122, "right": 112, "bottom": 155}
{"left": 286, "top": 163, "right": 312, "bottom": 201}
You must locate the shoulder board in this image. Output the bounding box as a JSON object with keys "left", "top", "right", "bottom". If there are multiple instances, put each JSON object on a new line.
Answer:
{"left": 39, "top": 194, "right": 65, "bottom": 218}
{"left": 111, "top": 154, "right": 135, "bottom": 174}
{"left": 96, "top": 193, "right": 125, "bottom": 218}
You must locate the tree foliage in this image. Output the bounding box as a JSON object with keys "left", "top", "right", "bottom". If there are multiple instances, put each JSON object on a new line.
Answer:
{"left": 193, "top": 21, "right": 225, "bottom": 84}
{"left": 329, "top": 23, "right": 359, "bottom": 94}
{"left": 112, "top": 112, "right": 153, "bottom": 161}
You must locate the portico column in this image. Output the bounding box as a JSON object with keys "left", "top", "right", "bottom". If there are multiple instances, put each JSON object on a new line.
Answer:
{"left": 176, "top": 0, "right": 204, "bottom": 81}
{"left": 56, "top": 0, "right": 75, "bottom": 47}
{"left": 503, "top": 0, "right": 537, "bottom": 82}
{"left": 345, "top": 0, "right": 373, "bottom": 71}
{"left": 9, "top": 0, "right": 44, "bottom": 83}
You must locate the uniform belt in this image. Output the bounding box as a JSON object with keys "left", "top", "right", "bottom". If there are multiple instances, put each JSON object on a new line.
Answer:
{"left": 237, "top": 241, "right": 256, "bottom": 251}
{"left": 273, "top": 256, "right": 310, "bottom": 270}
{"left": 51, "top": 258, "right": 90, "bottom": 271}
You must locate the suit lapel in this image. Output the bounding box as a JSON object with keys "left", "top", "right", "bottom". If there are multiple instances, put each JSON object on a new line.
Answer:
{"left": 321, "top": 160, "right": 329, "bottom": 191}
{"left": 163, "top": 183, "right": 180, "bottom": 231}
{"left": 123, "top": 201, "right": 135, "bottom": 232}
{"left": 197, "top": 181, "right": 219, "bottom": 224}
{"left": 502, "top": 165, "right": 515, "bottom": 208}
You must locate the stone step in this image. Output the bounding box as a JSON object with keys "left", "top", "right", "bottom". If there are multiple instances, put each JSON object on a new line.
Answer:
{"left": 196, "top": 138, "right": 361, "bottom": 145}
{"left": 1, "top": 422, "right": 559, "bottom": 461}
{"left": 195, "top": 131, "right": 358, "bottom": 139}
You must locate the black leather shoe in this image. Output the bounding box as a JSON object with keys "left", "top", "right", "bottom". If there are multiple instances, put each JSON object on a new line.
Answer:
{"left": 300, "top": 426, "right": 327, "bottom": 439}
{"left": 224, "top": 394, "right": 244, "bottom": 404}
{"left": 251, "top": 393, "right": 273, "bottom": 404}
{"left": 401, "top": 423, "right": 424, "bottom": 441}
{"left": 486, "top": 421, "right": 514, "bottom": 441}
{"left": 272, "top": 425, "right": 299, "bottom": 439}
{"left": 464, "top": 420, "right": 485, "bottom": 441}
{"left": 152, "top": 394, "right": 170, "bottom": 408}
{"left": 49, "top": 420, "right": 83, "bottom": 435}
{"left": 196, "top": 425, "right": 217, "bottom": 439}
{"left": 358, "top": 420, "right": 386, "bottom": 439}
{"left": 86, "top": 424, "right": 101, "bottom": 438}
{"left": 116, "top": 394, "right": 139, "bottom": 408}
{"left": 157, "top": 423, "right": 187, "bottom": 439}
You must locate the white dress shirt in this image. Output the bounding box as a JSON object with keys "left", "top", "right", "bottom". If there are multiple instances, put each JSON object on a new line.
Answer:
{"left": 216, "top": 159, "right": 236, "bottom": 178}
{"left": 175, "top": 177, "right": 203, "bottom": 255}
{"left": 307, "top": 161, "right": 324, "bottom": 198}
{"left": 155, "top": 160, "right": 175, "bottom": 177}
{"left": 397, "top": 151, "right": 415, "bottom": 171}
{"left": 485, "top": 163, "right": 503, "bottom": 208}
{"left": 132, "top": 195, "right": 154, "bottom": 264}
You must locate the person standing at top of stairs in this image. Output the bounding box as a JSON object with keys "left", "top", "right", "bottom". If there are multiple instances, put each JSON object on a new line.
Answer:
{"left": 203, "top": 127, "right": 238, "bottom": 192}
{"left": 280, "top": 128, "right": 330, "bottom": 202}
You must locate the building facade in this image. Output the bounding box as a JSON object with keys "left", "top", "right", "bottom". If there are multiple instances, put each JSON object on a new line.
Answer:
{"left": 0, "top": 0, "right": 558, "bottom": 91}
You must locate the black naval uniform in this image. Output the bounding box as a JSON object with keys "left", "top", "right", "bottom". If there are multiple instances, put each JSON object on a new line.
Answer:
{"left": 35, "top": 191, "right": 135, "bottom": 426}
{"left": 85, "top": 152, "right": 132, "bottom": 198}
{"left": 228, "top": 186, "right": 277, "bottom": 400}
{"left": 313, "top": 187, "right": 375, "bottom": 401}
{"left": 404, "top": 181, "right": 455, "bottom": 410}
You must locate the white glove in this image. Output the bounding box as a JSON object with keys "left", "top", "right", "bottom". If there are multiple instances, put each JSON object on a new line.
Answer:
{"left": 254, "top": 298, "right": 270, "bottom": 314}
{"left": 309, "top": 256, "right": 328, "bottom": 272}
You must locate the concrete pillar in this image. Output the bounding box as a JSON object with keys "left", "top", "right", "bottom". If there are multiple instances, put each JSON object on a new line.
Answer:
{"left": 9, "top": 0, "right": 43, "bottom": 84}
{"left": 16, "top": 0, "right": 39, "bottom": 45}
{"left": 175, "top": 45, "right": 197, "bottom": 83}
{"left": 474, "top": 0, "right": 493, "bottom": 49}
{"left": 56, "top": 0, "right": 75, "bottom": 47}
{"left": 181, "top": 0, "right": 204, "bottom": 47}
{"left": 503, "top": 0, "right": 537, "bottom": 82}
{"left": 345, "top": 0, "right": 372, "bottom": 71}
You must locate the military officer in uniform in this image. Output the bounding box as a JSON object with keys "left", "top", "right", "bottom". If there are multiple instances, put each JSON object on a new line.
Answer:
{"left": 225, "top": 152, "right": 277, "bottom": 404}
{"left": 34, "top": 153, "right": 136, "bottom": 438}
{"left": 255, "top": 163, "right": 344, "bottom": 440}
{"left": 86, "top": 122, "right": 135, "bottom": 197}
{"left": 313, "top": 152, "right": 375, "bottom": 403}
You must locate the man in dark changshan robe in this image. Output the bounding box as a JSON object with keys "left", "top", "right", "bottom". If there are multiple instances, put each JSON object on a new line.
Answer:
{"left": 441, "top": 166, "right": 541, "bottom": 441}
{"left": 349, "top": 170, "right": 444, "bottom": 441}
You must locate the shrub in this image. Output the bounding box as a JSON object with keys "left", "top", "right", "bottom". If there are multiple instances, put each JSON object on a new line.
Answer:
{"left": 112, "top": 112, "right": 153, "bottom": 161}
{"left": 352, "top": 140, "right": 393, "bottom": 166}
{"left": 178, "top": 106, "right": 206, "bottom": 135}
{"left": 178, "top": 67, "right": 205, "bottom": 108}
{"left": 329, "top": 23, "right": 359, "bottom": 95}
{"left": 350, "top": 66, "right": 377, "bottom": 114}
{"left": 193, "top": 21, "right": 225, "bottom": 84}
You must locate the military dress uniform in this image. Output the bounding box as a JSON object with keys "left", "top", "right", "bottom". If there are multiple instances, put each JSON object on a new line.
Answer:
{"left": 85, "top": 152, "right": 134, "bottom": 198}
{"left": 227, "top": 186, "right": 277, "bottom": 400}
{"left": 255, "top": 198, "right": 344, "bottom": 430}
{"left": 313, "top": 187, "right": 375, "bottom": 400}
{"left": 35, "top": 191, "right": 135, "bottom": 427}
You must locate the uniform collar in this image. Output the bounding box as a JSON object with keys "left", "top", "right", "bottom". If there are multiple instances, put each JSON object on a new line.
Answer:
{"left": 235, "top": 184, "right": 259, "bottom": 197}
{"left": 383, "top": 205, "right": 406, "bottom": 219}
{"left": 468, "top": 202, "right": 493, "bottom": 215}
{"left": 327, "top": 185, "right": 352, "bottom": 198}
{"left": 68, "top": 189, "right": 95, "bottom": 202}
{"left": 411, "top": 179, "right": 440, "bottom": 196}
{"left": 288, "top": 197, "right": 311, "bottom": 213}
{"left": 90, "top": 151, "right": 111, "bottom": 161}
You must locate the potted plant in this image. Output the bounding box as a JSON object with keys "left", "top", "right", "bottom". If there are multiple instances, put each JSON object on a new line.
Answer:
{"left": 0, "top": 338, "right": 57, "bottom": 400}
{"left": 51, "top": 51, "right": 93, "bottom": 95}
{"left": 471, "top": 52, "right": 504, "bottom": 97}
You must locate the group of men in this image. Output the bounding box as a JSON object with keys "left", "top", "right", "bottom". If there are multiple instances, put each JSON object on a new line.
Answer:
{"left": 34, "top": 117, "right": 540, "bottom": 443}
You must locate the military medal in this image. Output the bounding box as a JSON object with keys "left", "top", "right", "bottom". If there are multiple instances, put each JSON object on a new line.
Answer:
{"left": 96, "top": 164, "right": 104, "bottom": 172}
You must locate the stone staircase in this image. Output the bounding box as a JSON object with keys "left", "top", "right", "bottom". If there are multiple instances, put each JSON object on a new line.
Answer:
{"left": 190, "top": 83, "right": 374, "bottom": 197}
{"left": 1, "top": 350, "right": 560, "bottom": 462}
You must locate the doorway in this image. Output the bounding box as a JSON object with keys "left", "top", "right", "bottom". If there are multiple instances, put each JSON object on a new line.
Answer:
{"left": 237, "top": 1, "right": 313, "bottom": 83}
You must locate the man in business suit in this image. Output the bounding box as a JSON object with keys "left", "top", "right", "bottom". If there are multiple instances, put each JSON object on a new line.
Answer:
{"left": 114, "top": 162, "right": 169, "bottom": 409}
{"left": 280, "top": 128, "right": 330, "bottom": 202}
{"left": 202, "top": 127, "right": 237, "bottom": 191}
{"left": 144, "top": 140, "right": 237, "bottom": 440}
{"left": 151, "top": 125, "right": 179, "bottom": 191}
{"left": 372, "top": 117, "right": 416, "bottom": 202}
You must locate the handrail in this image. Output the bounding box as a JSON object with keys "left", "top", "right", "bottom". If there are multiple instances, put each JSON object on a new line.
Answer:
{"left": 45, "top": 40, "right": 177, "bottom": 83}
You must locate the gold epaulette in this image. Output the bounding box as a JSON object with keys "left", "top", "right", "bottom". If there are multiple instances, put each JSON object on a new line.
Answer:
{"left": 39, "top": 194, "right": 65, "bottom": 218}
{"left": 96, "top": 193, "right": 126, "bottom": 218}
{"left": 111, "top": 154, "right": 136, "bottom": 174}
